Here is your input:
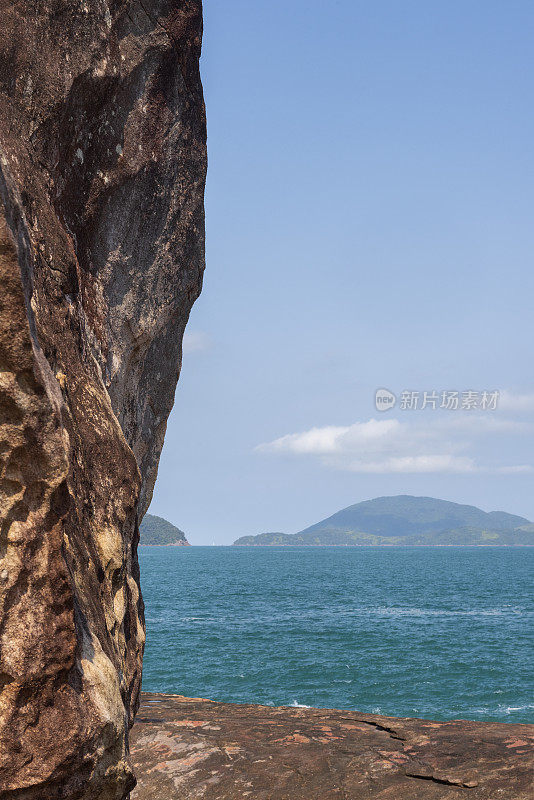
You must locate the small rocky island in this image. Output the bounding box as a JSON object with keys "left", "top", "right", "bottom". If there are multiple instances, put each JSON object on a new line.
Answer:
{"left": 234, "top": 495, "right": 534, "bottom": 546}
{"left": 139, "top": 514, "right": 190, "bottom": 546}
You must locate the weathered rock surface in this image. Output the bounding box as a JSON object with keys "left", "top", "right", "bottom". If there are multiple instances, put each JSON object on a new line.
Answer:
{"left": 131, "top": 694, "right": 534, "bottom": 799}
{"left": 0, "top": 2, "right": 206, "bottom": 798}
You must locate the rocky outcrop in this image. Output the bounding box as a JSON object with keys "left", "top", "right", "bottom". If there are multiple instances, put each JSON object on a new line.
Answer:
{"left": 131, "top": 694, "right": 534, "bottom": 799}
{"left": 0, "top": 2, "right": 206, "bottom": 798}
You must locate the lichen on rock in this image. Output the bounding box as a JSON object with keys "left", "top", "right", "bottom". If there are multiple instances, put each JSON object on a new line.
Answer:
{"left": 0, "top": 2, "right": 206, "bottom": 798}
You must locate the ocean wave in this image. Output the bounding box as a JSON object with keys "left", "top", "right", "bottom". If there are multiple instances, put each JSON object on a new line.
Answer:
{"left": 499, "top": 703, "right": 534, "bottom": 714}
{"left": 367, "top": 606, "right": 526, "bottom": 618}
{"left": 468, "top": 703, "right": 534, "bottom": 715}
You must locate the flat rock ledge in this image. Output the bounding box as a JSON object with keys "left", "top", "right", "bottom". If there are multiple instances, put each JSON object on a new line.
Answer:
{"left": 130, "top": 693, "right": 533, "bottom": 799}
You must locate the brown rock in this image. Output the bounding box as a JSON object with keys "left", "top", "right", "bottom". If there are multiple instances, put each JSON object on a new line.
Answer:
{"left": 0, "top": 2, "right": 206, "bottom": 798}
{"left": 131, "top": 693, "right": 534, "bottom": 800}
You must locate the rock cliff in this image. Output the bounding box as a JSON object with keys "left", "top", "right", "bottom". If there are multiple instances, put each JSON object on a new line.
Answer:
{"left": 0, "top": 2, "right": 206, "bottom": 798}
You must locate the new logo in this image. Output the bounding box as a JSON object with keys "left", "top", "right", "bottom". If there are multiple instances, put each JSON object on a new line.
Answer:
{"left": 375, "top": 388, "right": 396, "bottom": 412}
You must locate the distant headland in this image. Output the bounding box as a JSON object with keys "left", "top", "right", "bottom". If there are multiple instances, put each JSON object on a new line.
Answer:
{"left": 233, "top": 495, "right": 534, "bottom": 547}
{"left": 139, "top": 514, "right": 190, "bottom": 546}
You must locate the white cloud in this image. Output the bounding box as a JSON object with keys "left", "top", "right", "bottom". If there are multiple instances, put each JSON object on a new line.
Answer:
{"left": 256, "top": 415, "right": 533, "bottom": 475}
{"left": 433, "top": 415, "right": 533, "bottom": 434}
{"left": 347, "top": 454, "right": 477, "bottom": 474}
{"left": 257, "top": 419, "right": 401, "bottom": 456}
{"left": 182, "top": 330, "right": 211, "bottom": 355}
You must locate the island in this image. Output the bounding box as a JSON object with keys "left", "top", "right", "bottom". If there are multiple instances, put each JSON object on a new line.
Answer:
{"left": 139, "top": 514, "right": 191, "bottom": 547}
{"left": 233, "top": 495, "right": 534, "bottom": 546}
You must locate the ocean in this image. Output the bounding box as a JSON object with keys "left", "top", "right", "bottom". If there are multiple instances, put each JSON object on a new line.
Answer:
{"left": 139, "top": 546, "right": 533, "bottom": 723}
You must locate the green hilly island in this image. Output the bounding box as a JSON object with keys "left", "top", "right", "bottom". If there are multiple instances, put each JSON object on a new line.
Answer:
{"left": 139, "top": 514, "right": 190, "bottom": 546}
{"left": 233, "top": 496, "right": 533, "bottom": 547}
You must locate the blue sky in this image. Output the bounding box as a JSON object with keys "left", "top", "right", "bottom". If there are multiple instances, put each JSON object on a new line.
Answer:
{"left": 150, "top": 0, "right": 534, "bottom": 544}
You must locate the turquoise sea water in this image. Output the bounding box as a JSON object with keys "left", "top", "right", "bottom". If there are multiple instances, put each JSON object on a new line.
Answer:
{"left": 139, "top": 546, "right": 533, "bottom": 723}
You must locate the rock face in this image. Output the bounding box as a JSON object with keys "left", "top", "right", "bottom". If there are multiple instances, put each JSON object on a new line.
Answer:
{"left": 0, "top": 2, "right": 206, "bottom": 798}
{"left": 131, "top": 694, "right": 534, "bottom": 800}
